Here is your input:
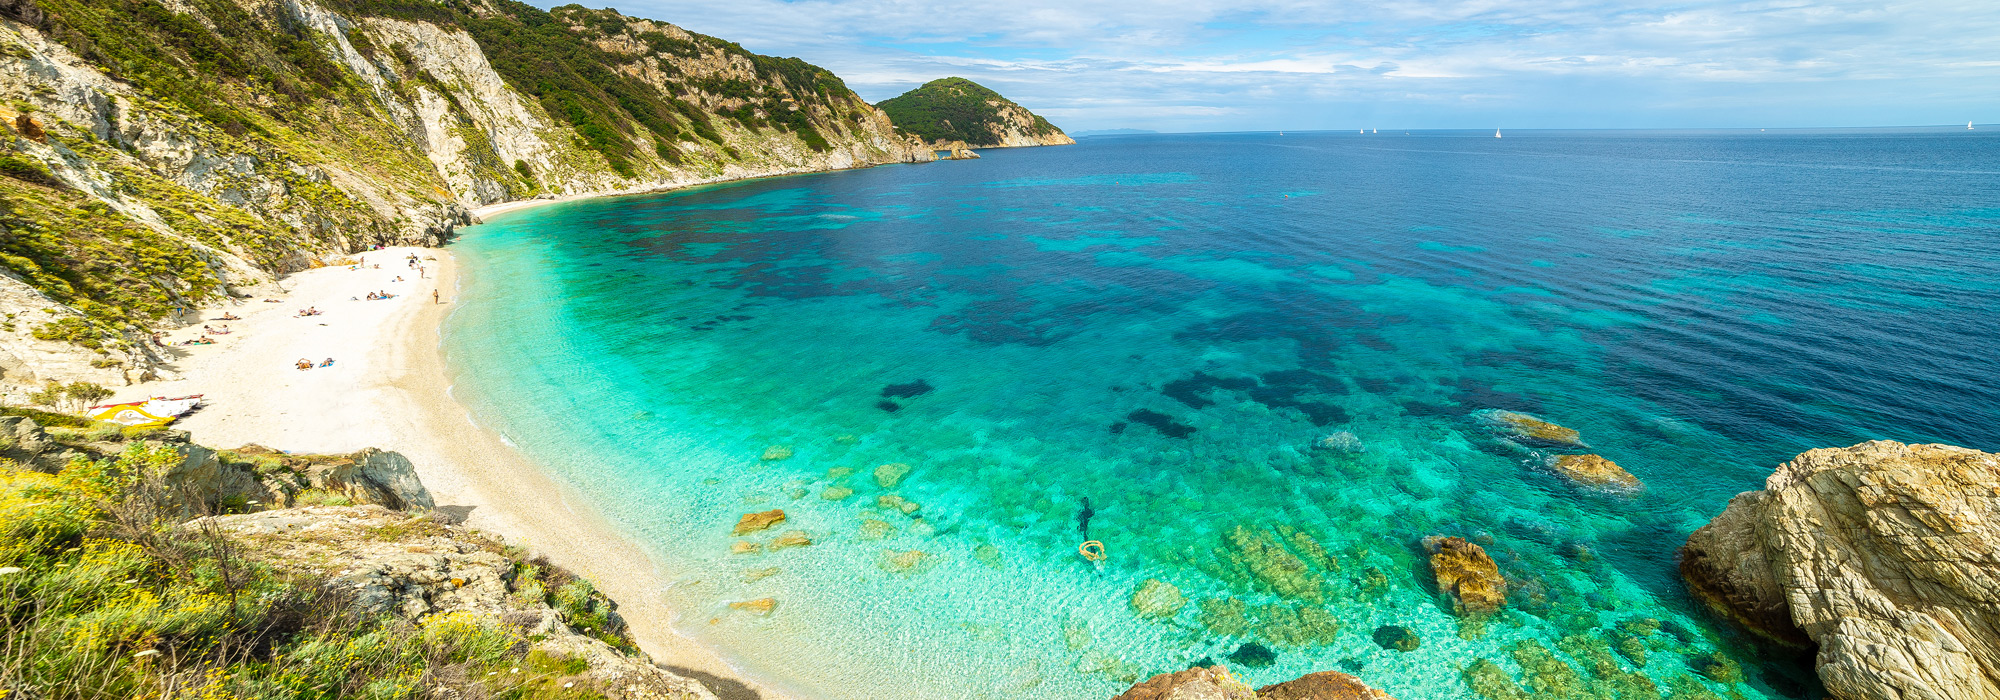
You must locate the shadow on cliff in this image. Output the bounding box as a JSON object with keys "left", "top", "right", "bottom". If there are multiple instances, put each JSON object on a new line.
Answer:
{"left": 657, "top": 665, "right": 766, "bottom": 700}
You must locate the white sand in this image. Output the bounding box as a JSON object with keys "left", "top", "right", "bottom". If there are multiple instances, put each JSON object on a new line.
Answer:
{"left": 121, "top": 247, "right": 800, "bottom": 699}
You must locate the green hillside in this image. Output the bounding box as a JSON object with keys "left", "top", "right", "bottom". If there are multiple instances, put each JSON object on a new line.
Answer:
{"left": 876, "top": 77, "right": 1064, "bottom": 145}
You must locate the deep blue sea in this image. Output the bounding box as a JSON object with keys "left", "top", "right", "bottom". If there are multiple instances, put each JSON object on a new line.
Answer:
{"left": 445, "top": 129, "right": 2000, "bottom": 700}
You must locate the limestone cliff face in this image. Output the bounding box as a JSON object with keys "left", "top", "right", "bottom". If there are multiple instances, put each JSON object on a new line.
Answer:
{"left": 0, "top": 0, "right": 931, "bottom": 393}
{"left": 1679, "top": 441, "right": 2000, "bottom": 700}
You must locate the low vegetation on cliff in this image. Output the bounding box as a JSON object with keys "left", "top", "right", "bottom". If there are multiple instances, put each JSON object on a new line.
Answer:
{"left": 0, "top": 418, "right": 687, "bottom": 699}
{"left": 876, "top": 77, "right": 1070, "bottom": 147}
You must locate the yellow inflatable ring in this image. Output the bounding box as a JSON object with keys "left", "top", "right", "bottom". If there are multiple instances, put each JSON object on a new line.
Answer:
{"left": 1078, "top": 540, "right": 1106, "bottom": 561}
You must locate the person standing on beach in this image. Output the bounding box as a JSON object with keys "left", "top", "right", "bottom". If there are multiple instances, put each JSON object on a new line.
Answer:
{"left": 432, "top": 289, "right": 440, "bottom": 304}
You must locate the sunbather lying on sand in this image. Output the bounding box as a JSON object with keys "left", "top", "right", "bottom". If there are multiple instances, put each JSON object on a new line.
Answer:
{"left": 296, "top": 358, "right": 313, "bottom": 371}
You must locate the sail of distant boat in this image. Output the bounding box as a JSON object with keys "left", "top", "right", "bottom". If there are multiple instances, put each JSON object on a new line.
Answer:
{"left": 1372, "top": 129, "right": 1378, "bottom": 134}
{"left": 1495, "top": 129, "right": 1502, "bottom": 139}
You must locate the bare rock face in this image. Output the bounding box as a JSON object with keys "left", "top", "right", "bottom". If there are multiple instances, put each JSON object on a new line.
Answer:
{"left": 1257, "top": 671, "right": 1399, "bottom": 700}
{"left": 1424, "top": 536, "right": 1507, "bottom": 616}
{"left": 1680, "top": 441, "right": 2000, "bottom": 700}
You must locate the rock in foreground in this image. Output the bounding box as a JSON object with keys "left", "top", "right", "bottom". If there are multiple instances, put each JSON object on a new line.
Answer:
{"left": 1679, "top": 441, "right": 2000, "bottom": 700}
{"left": 208, "top": 505, "right": 717, "bottom": 699}
{"left": 1258, "top": 671, "right": 1399, "bottom": 700}
{"left": 1113, "top": 667, "right": 1396, "bottom": 700}
{"left": 1113, "top": 666, "right": 1256, "bottom": 700}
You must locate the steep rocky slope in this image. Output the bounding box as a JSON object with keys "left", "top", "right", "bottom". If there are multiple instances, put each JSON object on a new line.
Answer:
{"left": 0, "top": 0, "right": 931, "bottom": 393}
{"left": 876, "top": 76, "right": 1074, "bottom": 148}
{"left": 1680, "top": 441, "right": 2000, "bottom": 700}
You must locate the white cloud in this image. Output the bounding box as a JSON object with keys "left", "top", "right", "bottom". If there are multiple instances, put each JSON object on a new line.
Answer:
{"left": 555, "top": 0, "right": 2000, "bottom": 129}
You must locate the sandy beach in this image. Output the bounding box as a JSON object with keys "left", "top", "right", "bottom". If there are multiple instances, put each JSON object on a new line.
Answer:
{"left": 119, "top": 247, "right": 798, "bottom": 700}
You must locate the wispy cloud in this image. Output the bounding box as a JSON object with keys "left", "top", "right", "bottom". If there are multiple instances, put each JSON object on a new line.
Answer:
{"left": 562, "top": 0, "right": 2000, "bottom": 130}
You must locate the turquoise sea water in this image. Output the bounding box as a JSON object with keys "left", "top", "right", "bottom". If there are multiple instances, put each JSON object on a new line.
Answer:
{"left": 445, "top": 129, "right": 2000, "bottom": 700}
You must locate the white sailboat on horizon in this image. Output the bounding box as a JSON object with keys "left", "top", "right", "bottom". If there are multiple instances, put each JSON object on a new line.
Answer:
{"left": 1494, "top": 129, "right": 1502, "bottom": 139}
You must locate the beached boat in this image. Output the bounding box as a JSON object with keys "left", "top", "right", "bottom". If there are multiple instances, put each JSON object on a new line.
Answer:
{"left": 88, "top": 395, "right": 203, "bottom": 427}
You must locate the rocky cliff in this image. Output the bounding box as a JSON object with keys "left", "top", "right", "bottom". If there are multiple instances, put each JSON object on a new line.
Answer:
{"left": 0, "top": 0, "right": 932, "bottom": 393}
{"left": 1680, "top": 440, "right": 2000, "bottom": 700}
{"left": 876, "top": 76, "right": 1074, "bottom": 149}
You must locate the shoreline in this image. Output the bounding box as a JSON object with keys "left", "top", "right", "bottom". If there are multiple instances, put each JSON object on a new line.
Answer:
{"left": 119, "top": 248, "right": 804, "bottom": 700}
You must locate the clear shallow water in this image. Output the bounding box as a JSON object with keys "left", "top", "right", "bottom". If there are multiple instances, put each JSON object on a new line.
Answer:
{"left": 445, "top": 129, "right": 2000, "bottom": 700}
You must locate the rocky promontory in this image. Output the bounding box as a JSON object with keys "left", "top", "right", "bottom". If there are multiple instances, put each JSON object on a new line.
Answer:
{"left": 1679, "top": 440, "right": 2000, "bottom": 700}
{"left": 876, "top": 77, "right": 1075, "bottom": 149}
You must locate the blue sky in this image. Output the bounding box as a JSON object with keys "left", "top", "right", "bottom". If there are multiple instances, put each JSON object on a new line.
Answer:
{"left": 547, "top": 0, "right": 2000, "bottom": 132}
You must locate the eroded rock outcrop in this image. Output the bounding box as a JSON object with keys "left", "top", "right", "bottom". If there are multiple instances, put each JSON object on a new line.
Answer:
{"left": 206, "top": 505, "right": 718, "bottom": 699}
{"left": 1680, "top": 441, "right": 2000, "bottom": 700}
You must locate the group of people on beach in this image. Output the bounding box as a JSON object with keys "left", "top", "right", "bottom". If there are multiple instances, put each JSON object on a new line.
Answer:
{"left": 296, "top": 307, "right": 322, "bottom": 317}
{"left": 295, "top": 357, "right": 335, "bottom": 371}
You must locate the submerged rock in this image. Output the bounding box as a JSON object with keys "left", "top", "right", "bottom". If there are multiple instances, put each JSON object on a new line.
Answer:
{"left": 1424, "top": 536, "right": 1506, "bottom": 616}
{"left": 858, "top": 518, "right": 897, "bottom": 540}
{"left": 1227, "top": 642, "right": 1277, "bottom": 668}
{"left": 1546, "top": 454, "right": 1642, "bottom": 492}
{"left": 1130, "top": 579, "right": 1187, "bottom": 619}
{"left": 1680, "top": 441, "right": 2000, "bottom": 700}
{"left": 729, "top": 598, "right": 777, "bottom": 616}
{"left": 875, "top": 462, "right": 912, "bottom": 488}
{"left": 821, "top": 486, "right": 854, "bottom": 501}
{"left": 1112, "top": 666, "right": 1256, "bottom": 700}
{"left": 878, "top": 494, "right": 920, "bottom": 514}
{"left": 1372, "top": 625, "right": 1421, "bottom": 652}
{"left": 733, "top": 509, "right": 786, "bottom": 535}
{"left": 769, "top": 530, "right": 812, "bottom": 550}
{"left": 760, "top": 446, "right": 793, "bottom": 461}
{"left": 1316, "top": 431, "right": 1366, "bottom": 454}
{"left": 729, "top": 540, "right": 761, "bottom": 555}
{"left": 1258, "top": 671, "right": 1400, "bottom": 700}
{"left": 879, "top": 549, "right": 931, "bottom": 574}
{"left": 1473, "top": 409, "right": 1586, "bottom": 449}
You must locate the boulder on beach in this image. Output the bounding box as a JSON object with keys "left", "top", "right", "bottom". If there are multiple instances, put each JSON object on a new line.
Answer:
{"left": 1130, "top": 579, "right": 1187, "bottom": 619}
{"left": 1424, "top": 536, "right": 1506, "bottom": 616}
{"left": 733, "top": 509, "right": 786, "bottom": 535}
{"left": 1547, "top": 454, "right": 1642, "bottom": 491}
{"left": 1680, "top": 441, "right": 2000, "bottom": 700}
{"left": 875, "top": 462, "right": 912, "bottom": 488}
{"left": 1473, "top": 409, "right": 1586, "bottom": 449}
